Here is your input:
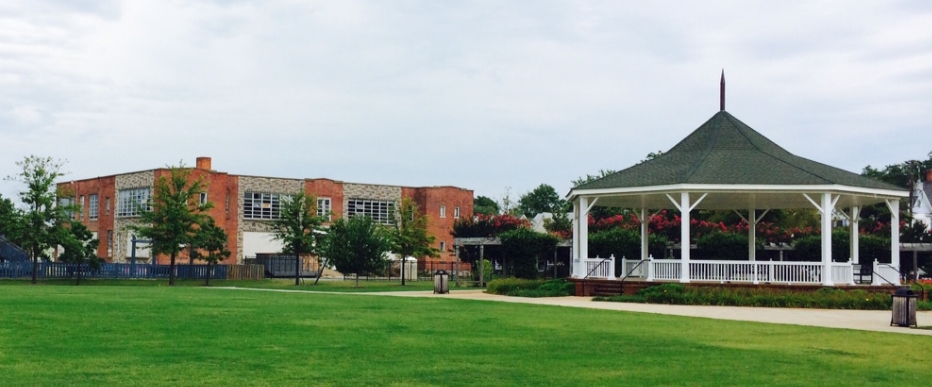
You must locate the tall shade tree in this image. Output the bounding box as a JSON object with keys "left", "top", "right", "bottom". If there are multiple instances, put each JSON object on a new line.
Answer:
{"left": 390, "top": 197, "right": 439, "bottom": 286}
{"left": 0, "top": 194, "right": 17, "bottom": 238}
{"left": 190, "top": 217, "right": 231, "bottom": 286}
{"left": 324, "top": 215, "right": 392, "bottom": 288}
{"left": 271, "top": 191, "right": 327, "bottom": 286}
{"left": 516, "top": 184, "right": 566, "bottom": 218}
{"left": 4, "top": 156, "right": 75, "bottom": 284}
{"left": 473, "top": 196, "right": 500, "bottom": 216}
{"left": 130, "top": 164, "right": 211, "bottom": 286}
{"left": 56, "top": 222, "right": 100, "bottom": 286}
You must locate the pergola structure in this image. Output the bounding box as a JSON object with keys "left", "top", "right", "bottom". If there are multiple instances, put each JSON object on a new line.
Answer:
{"left": 568, "top": 82, "right": 908, "bottom": 287}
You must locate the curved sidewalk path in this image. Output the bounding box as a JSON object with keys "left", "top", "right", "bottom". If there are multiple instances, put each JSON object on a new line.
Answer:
{"left": 214, "top": 287, "right": 932, "bottom": 336}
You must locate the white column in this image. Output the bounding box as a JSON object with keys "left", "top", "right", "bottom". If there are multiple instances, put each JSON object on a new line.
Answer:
{"left": 748, "top": 209, "right": 757, "bottom": 262}
{"left": 821, "top": 193, "right": 834, "bottom": 286}
{"left": 850, "top": 206, "right": 860, "bottom": 264}
{"left": 578, "top": 197, "right": 590, "bottom": 277}
{"left": 640, "top": 208, "right": 649, "bottom": 261}
{"left": 571, "top": 200, "right": 580, "bottom": 277}
{"left": 889, "top": 199, "right": 900, "bottom": 275}
{"left": 680, "top": 192, "right": 691, "bottom": 283}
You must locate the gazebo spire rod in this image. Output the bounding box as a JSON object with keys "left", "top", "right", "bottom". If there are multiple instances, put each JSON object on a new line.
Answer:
{"left": 720, "top": 69, "right": 725, "bottom": 112}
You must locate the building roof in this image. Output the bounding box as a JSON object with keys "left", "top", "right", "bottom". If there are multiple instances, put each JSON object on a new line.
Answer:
{"left": 575, "top": 111, "right": 902, "bottom": 191}
{"left": 568, "top": 110, "right": 907, "bottom": 210}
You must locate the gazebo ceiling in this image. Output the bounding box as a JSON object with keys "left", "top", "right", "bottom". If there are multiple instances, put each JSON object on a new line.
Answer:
{"left": 589, "top": 188, "right": 902, "bottom": 210}
{"left": 569, "top": 110, "right": 908, "bottom": 209}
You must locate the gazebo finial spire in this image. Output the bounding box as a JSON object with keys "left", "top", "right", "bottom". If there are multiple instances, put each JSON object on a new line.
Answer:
{"left": 720, "top": 69, "right": 725, "bottom": 111}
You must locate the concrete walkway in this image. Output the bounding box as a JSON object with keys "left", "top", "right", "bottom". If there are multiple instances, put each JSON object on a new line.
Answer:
{"left": 212, "top": 287, "right": 932, "bottom": 336}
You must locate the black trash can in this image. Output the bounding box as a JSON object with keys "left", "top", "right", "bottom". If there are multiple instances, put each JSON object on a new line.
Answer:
{"left": 433, "top": 270, "right": 449, "bottom": 294}
{"left": 891, "top": 287, "right": 918, "bottom": 328}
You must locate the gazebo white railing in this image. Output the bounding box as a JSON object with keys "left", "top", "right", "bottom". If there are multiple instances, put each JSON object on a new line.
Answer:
{"left": 591, "top": 256, "right": 903, "bottom": 286}
{"left": 582, "top": 256, "right": 615, "bottom": 280}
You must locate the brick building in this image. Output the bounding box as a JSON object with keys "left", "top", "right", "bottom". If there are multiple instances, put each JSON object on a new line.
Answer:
{"left": 57, "top": 157, "right": 473, "bottom": 264}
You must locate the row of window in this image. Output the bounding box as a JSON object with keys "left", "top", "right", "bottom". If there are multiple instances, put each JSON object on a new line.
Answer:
{"left": 60, "top": 194, "right": 108, "bottom": 221}
{"left": 438, "top": 205, "right": 461, "bottom": 219}
{"left": 242, "top": 192, "right": 333, "bottom": 221}
{"left": 63, "top": 189, "right": 459, "bottom": 224}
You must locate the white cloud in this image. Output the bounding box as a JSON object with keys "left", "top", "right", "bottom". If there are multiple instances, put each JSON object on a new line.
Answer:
{"left": 0, "top": 0, "right": 930, "bottom": 203}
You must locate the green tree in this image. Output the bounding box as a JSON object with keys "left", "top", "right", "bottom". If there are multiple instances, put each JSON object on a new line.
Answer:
{"left": 190, "top": 217, "right": 231, "bottom": 286}
{"left": 516, "top": 184, "right": 566, "bottom": 218}
{"left": 0, "top": 193, "right": 18, "bottom": 239}
{"left": 499, "top": 228, "right": 558, "bottom": 279}
{"left": 4, "top": 156, "right": 76, "bottom": 284}
{"left": 473, "top": 196, "right": 500, "bottom": 216}
{"left": 325, "top": 215, "right": 392, "bottom": 287}
{"left": 543, "top": 211, "right": 572, "bottom": 239}
{"left": 571, "top": 169, "right": 617, "bottom": 188}
{"left": 57, "top": 222, "right": 100, "bottom": 285}
{"left": 390, "top": 197, "right": 439, "bottom": 286}
{"left": 640, "top": 150, "right": 665, "bottom": 164}
{"left": 130, "top": 164, "right": 211, "bottom": 286}
{"left": 271, "top": 191, "right": 327, "bottom": 286}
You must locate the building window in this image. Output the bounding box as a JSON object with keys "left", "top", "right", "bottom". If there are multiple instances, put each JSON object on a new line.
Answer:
{"left": 78, "top": 196, "right": 85, "bottom": 220}
{"left": 454, "top": 206, "right": 460, "bottom": 219}
{"left": 225, "top": 194, "right": 230, "bottom": 213}
{"left": 105, "top": 197, "right": 111, "bottom": 215}
{"left": 199, "top": 192, "right": 208, "bottom": 205}
{"left": 106, "top": 230, "right": 113, "bottom": 257}
{"left": 440, "top": 206, "right": 446, "bottom": 218}
{"left": 440, "top": 241, "right": 446, "bottom": 252}
{"left": 347, "top": 198, "right": 395, "bottom": 225}
{"left": 59, "top": 197, "right": 75, "bottom": 219}
{"left": 243, "top": 192, "right": 285, "bottom": 220}
{"left": 89, "top": 194, "right": 99, "bottom": 220}
{"left": 318, "top": 197, "right": 332, "bottom": 221}
{"left": 117, "top": 188, "right": 151, "bottom": 217}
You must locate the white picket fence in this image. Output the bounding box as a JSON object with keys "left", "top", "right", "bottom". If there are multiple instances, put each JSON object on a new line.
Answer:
{"left": 582, "top": 256, "right": 900, "bottom": 286}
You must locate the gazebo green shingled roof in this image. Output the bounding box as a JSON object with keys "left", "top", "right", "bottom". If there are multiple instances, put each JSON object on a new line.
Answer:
{"left": 575, "top": 111, "right": 902, "bottom": 192}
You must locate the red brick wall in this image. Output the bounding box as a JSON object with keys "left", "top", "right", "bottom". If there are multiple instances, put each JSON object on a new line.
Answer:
{"left": 404, "top": 186, "right": 474, "bottom": 261}
{"left": 305, "top": 178, "right": 344, "bottom": 224}
{"left": 58, "top": 176, "right": 117, "bottom": 260}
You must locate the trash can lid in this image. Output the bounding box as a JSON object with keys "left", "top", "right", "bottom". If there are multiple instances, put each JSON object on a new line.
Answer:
{"left": 435, "top": 269, "right": 447, "bottom": 275}
{"left": 894, "top": 287, "right": 915, "bottom": 296}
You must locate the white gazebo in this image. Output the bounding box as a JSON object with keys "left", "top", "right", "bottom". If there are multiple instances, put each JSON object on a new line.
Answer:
{"left": 568, "top": 92, "right": 908, "bottom": 287}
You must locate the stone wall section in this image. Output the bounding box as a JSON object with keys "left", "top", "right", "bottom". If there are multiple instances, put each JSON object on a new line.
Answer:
{"left": 112, "top": 171, "right": 155, "bottom": 262}
{"left": 342, "top": 183, "right": 402, "bottom": 219}
{"left": 236, "top": 176, "right": 304, "bottom": 260}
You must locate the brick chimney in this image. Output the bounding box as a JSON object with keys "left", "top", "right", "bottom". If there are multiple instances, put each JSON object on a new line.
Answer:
{"left": 196, "top": 157, "right": 212, "bottom": 170}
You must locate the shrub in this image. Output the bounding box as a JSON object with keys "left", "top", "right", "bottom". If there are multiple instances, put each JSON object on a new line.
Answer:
{"left": 695, "top": 232, "right": 750, "bottom": 260}
{"left": 595, "top": 284, "right": 897, "bottom": 310}
{"left": 499, "top": 228, "right": 558, "bottom": 279}
{"left": 486, "top": 278, "right": 574, "bottom": 297}
{"left": 792, "top": 230, "right": 890, "bottom": 262}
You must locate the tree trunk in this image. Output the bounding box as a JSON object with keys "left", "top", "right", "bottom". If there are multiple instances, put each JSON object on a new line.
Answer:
{"left": 76, "top": 264, "right": 82, "bottom": 286}
{"left": 169, "top": 252, "right": 176, "bottom": 286}
{"left": 314, "top": 264, "right": 324, "bottom": 285}
{"left": 294, "top": 242, "right": 301, "bottom": 286}
{"left": 205, "top": 263, "right": 212, "bottom": 287}
{"left": 31, "top": 251, "right": 38, "bottom": 284}
{"left": 401, "top": 255, "right": 406, "bottom": 286}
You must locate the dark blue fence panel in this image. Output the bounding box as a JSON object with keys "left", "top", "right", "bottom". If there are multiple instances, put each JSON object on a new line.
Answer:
{"left": 0, "top": 262, "right": 229, "bottom": 280}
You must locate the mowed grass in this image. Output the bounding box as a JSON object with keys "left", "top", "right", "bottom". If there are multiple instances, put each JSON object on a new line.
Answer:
{"left": 0, "top": 287, "right": 930, "bottom": 387}
{"left": 0, "top": 278, "right": 439, "bottom": 292}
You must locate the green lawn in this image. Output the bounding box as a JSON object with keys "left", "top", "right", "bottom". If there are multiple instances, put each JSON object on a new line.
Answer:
{"left": 0, "top": 286, "right": 929, "bottom": 386}
{"left": 0, "top": 278, "right": 441, "bottom": 292}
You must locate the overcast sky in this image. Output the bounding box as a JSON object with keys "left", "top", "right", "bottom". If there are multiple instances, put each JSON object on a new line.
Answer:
{"left": 2, "top": 0, "right": 930, "bottom": 204}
